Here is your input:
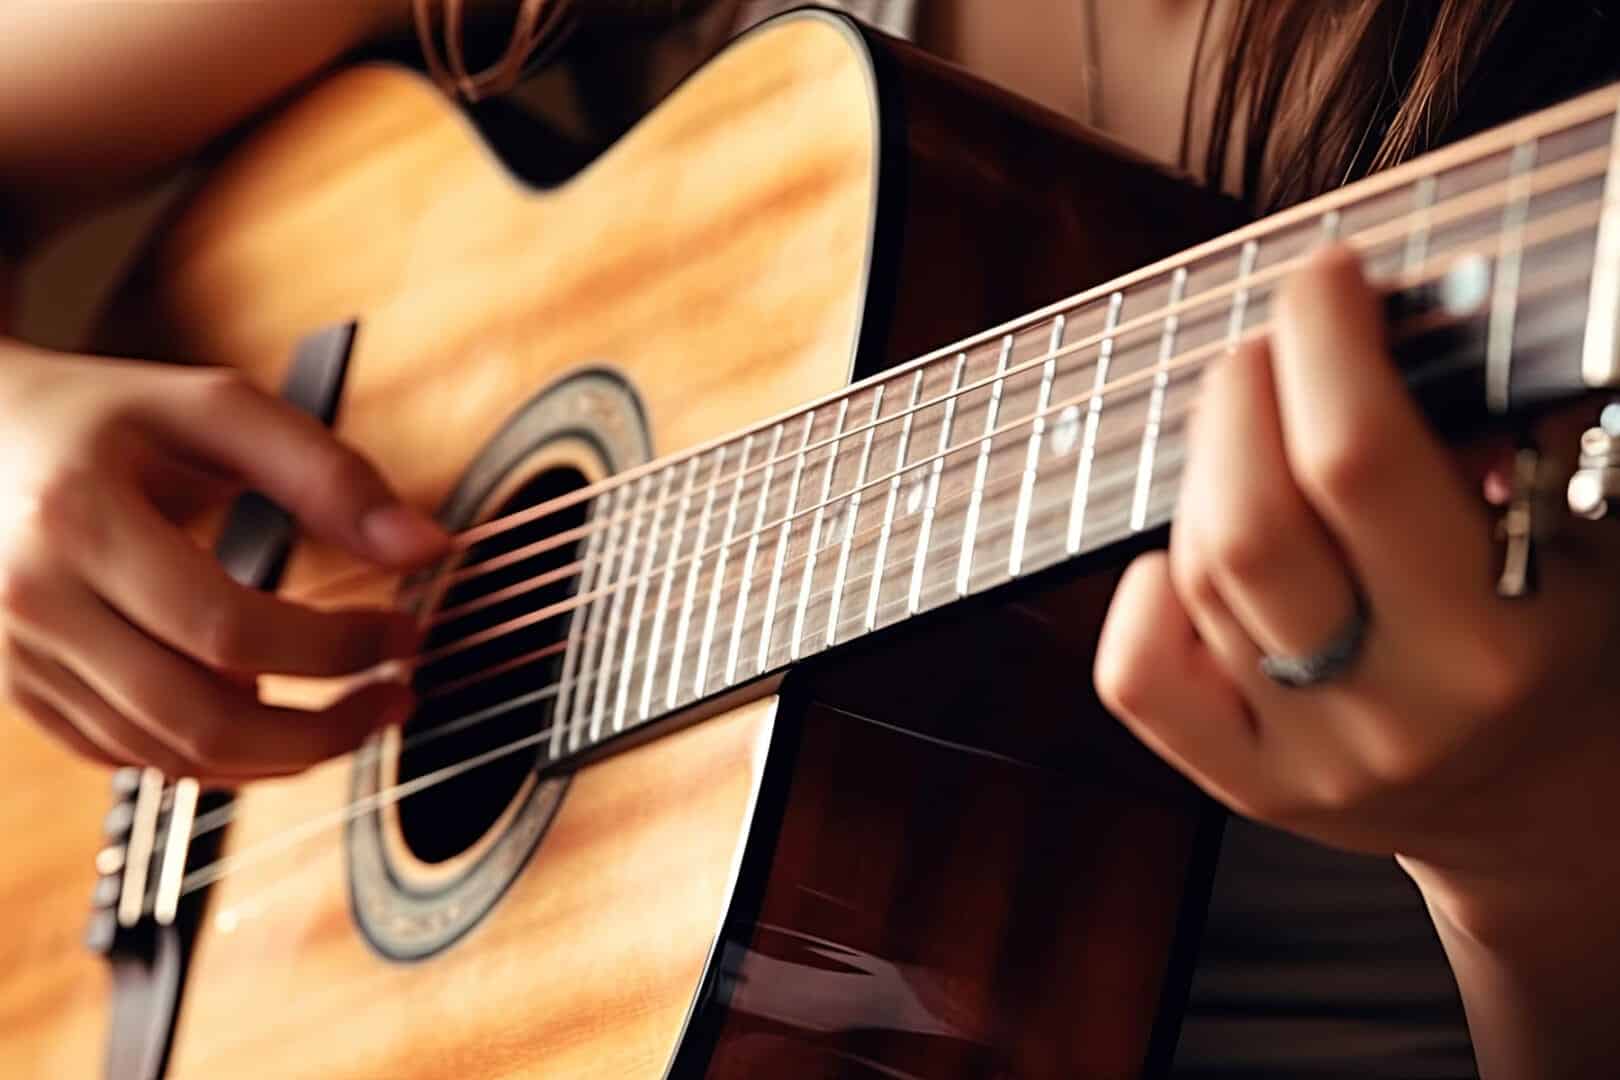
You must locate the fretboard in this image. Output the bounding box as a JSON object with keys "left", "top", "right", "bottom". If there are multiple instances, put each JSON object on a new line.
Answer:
{"left": 488, "top": 84, "right": 1620, "bottom": 767}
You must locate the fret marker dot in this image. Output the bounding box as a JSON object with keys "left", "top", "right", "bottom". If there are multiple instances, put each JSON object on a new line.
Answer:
{"left": 907, "top": 479, "right": 926, "bottom": 517}
{"left": 1051, "top": 406, "right": 1082, "bottom": 457}
{"left": 1438, "top": 254, "right": 1491, "bottom": 315}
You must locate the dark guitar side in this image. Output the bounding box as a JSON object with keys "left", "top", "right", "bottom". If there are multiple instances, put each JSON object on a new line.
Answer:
{"left": 677, "top": 21, "right": 1246, "bottom": 1079}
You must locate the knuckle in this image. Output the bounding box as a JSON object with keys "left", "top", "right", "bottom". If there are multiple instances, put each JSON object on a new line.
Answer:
{"left": 0, "top": 567, "right": 49, "bottom": 624}
{"left": 1094, "top": 636, "right": 1156, "bottom": 719}
{"left": 1358, "top": 735, "right": 1438, "bottom": 792}
{"left": 29, "top": 468, "right": 102, "bottom": 550}
{"left": 1168, "top": 543, "right": 1222, "bottom": 613}
{"left": 306, "top": 448, "right": 379, "bottom": 514}
{"left": 1205, "top": 520, "right": 1276, "bottom": 586}
{"left": 188, "top": 599, "right": 255, "bottom": 671}
{"left": 178, "top": 721, "right": 235, "bottom": 773}
{"left": 1459, "top": 634, "right": 1538, "bottom": 717}
{"left": 185, "top": 368, "right": 254, "bottom": 412}
{"left": 1297, "top": 428, "right": 1389, "bottom": 509}
{"left": 1303, "top": 765, "right": 1378, "bottom": 815}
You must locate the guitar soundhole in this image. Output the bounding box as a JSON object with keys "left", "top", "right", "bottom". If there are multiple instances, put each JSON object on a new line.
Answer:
{"left": 396, "top": 466, "right": 590, "bottom": 864}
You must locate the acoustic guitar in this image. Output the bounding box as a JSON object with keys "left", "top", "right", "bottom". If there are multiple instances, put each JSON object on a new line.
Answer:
{"left": 6, "top": 8, "right": 1618, "bottom": 1078}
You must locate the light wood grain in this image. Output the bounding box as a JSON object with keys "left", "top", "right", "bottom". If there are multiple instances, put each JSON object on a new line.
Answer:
{"left": 0, "top": 12, "right": 877, "bottom": 1077}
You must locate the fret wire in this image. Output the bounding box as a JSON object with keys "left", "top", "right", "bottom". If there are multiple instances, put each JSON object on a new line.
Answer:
{"left": 759, "top": 413, "right": 816, "bottom": 673}
{"left": 1488, "top": 139, "right": 1540, "bottom": 413}
{"left": 553, "top": 492, "right": 608, "bottom": 757}
{"left": 956, "top": 335, "right": 1015, "bottom": 597}
{"left": 1227, "top": 240, "right": 1259, "bottom": 343}
{"left": 826, "top": 388, "right": 885, "bottom": 647}
{"left": 1067, "top": 292, "right": 1123, "bottom": 555}
{"left": 590, "top": 474, "right": 649, "bottom": 741}
{"left": 614, "top": 467, "right": 672, "bottom": 732}
{"left": 1405, "top": 175, "right": 1439, "bottom": 273}
{"left": 910, "top": 353, "right": 965, "bottom": 614}
{"left": 1583, "top": 105, "right": 1620, "bottom": 386}
{"left": 695, "top": 436, "right": 754, "bottom": 698}
{"left": 667, "top": 446, "right": 726, "bottom": 709}
{"left": 866, "top": 370, "right": 925, "bottom": 632}
{"left": 1131, "top": 267, "right": 1188, "bottom": 532}
{"left": 569, "top": 487, "right": 623, "bottom": 751}
{"left": 725, "top": 424, "right": 785, "bottom": 686}
{"left": 640, "top": 456, "right": 698, "bottom": 720}
{"left": 790, "top": 399, "right": 850, "bottom": 660}
{"left": 1010, "top": 315, "right": 1067, "bottom": 577}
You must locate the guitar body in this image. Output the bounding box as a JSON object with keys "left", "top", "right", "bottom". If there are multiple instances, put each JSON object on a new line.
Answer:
{"left": 0, "top": 11, "right": 1250, "bottom": 1078}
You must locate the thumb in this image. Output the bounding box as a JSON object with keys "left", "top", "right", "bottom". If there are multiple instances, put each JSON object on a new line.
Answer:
{"left": 141, "top": 369, "right": 449, "bottom": 568}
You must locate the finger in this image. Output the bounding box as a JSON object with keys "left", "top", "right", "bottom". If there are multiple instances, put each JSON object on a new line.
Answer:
{"left": 7, "top": 639, "right": 194, "bottom": 777}
{"left": 137, "top": 369, "right": 448, "bottom": 568}
{"left": 1096, "top": 553, "right": 1285, "bottom": 815}
{"left": 1270, "top": 247, "right": 1498, "bottom": 633}
{"left": 1179, "top": 339, "right": 1361, "bottom": 658}
{"left": 9, "top": 684, "right": 128, "bottom": 769}
{"left": 72, "top": 480, "right": 418, "bottom": 677}
{"left": 23, "top": 579, "right": 412, "bottom": 776}
{"left": 1167, "top": 522, "right": 1268, "bottom": 691}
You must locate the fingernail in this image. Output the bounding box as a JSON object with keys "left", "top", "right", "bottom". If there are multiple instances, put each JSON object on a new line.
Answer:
{"left": 362, "top": 504, "right": 449, "bottom": 566}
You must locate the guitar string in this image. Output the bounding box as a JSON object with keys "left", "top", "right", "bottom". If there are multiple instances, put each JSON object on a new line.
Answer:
{"left": 389, "top": 199, "right": 1606, "bottom": 681}
{"left": 311, "top": 136, "right": 1613, "bottom": 612}
{"left": 178, "top": 443, "right": 1238, "bottom": 888}
{"left": 186, "top": 412, "right": 1203, "bottom": 844}
{"left": 176, "top": 248, "right": 1592, "bottom": 868}
{"left": 405, "top": 244, "right": 1594, "bottom": 709}
{"left": 180, "top": 200, "right": 1596, "bottom": 851}
{"left": 181, "top": 209, "right": 1597, "bottom": 853}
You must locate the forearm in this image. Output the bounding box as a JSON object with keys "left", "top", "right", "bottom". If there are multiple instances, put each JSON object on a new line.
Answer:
{"left": 1401, "top": 730, "right": 1620, "bottom": 1080}
{"left": 0, "top": 0, "right": 548, "bottom": 245}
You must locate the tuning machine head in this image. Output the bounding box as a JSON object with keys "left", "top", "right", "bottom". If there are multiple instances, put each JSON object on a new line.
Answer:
{"left": 1566, "top": 401, "right": 1620, "bottom": 521}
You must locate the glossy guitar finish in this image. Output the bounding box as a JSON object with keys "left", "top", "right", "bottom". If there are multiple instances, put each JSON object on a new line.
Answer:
{"left": 0, "top": 12, "right": 1246, "bottom": 1078}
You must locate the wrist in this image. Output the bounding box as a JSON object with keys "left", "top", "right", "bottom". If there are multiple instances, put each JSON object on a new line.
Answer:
{"left": 1404, "top": 855, "right": 1620, "bottom": 1078}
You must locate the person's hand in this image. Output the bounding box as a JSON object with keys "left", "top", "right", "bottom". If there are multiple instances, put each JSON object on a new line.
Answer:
{"left": 0, "top": 340, "right": 448, "bottom": 782}
{"left": 1094, "top": 247, "right": 1620, "bottom": 932}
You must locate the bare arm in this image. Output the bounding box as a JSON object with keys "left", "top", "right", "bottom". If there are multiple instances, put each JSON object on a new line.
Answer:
{"left": 0, "top": 0, "right": 555, "bottom": 246}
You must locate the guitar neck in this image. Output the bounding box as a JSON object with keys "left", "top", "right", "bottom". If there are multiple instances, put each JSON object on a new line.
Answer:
{"left": 528, "top": 81, "right": 1620, "bottom": 767}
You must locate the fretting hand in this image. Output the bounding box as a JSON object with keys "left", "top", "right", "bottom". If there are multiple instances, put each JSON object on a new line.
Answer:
{"left": 1095, "top": 246, "right": 1620, "bottom": 940}
{"left": 0, "top": 340, "right": 449, "bottom": 782}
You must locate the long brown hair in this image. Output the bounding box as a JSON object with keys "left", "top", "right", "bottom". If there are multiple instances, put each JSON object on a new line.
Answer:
{"left": 1196, "top": 0, "right": 1620, "bottom": 212}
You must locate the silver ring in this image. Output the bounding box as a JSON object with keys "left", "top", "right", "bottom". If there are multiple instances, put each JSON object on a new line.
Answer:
{"left": 1257, "top": 593, "right": 1369, "bottom": 689}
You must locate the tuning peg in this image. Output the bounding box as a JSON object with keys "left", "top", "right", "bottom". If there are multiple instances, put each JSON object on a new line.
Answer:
{"left": 103, "top": 802, "right": 135, "bottom": 839}
{"left": 91, "top": 874, "right": 121, "bottom": 910}
{"left": 84, "top": 909, "right": 119, "bottom": 955}
{"left": 1497, "top": 439, "right": 1556, "bottom": 599}
{"left": 1567, "top": 402, "right": 1620, "bottom": 521}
